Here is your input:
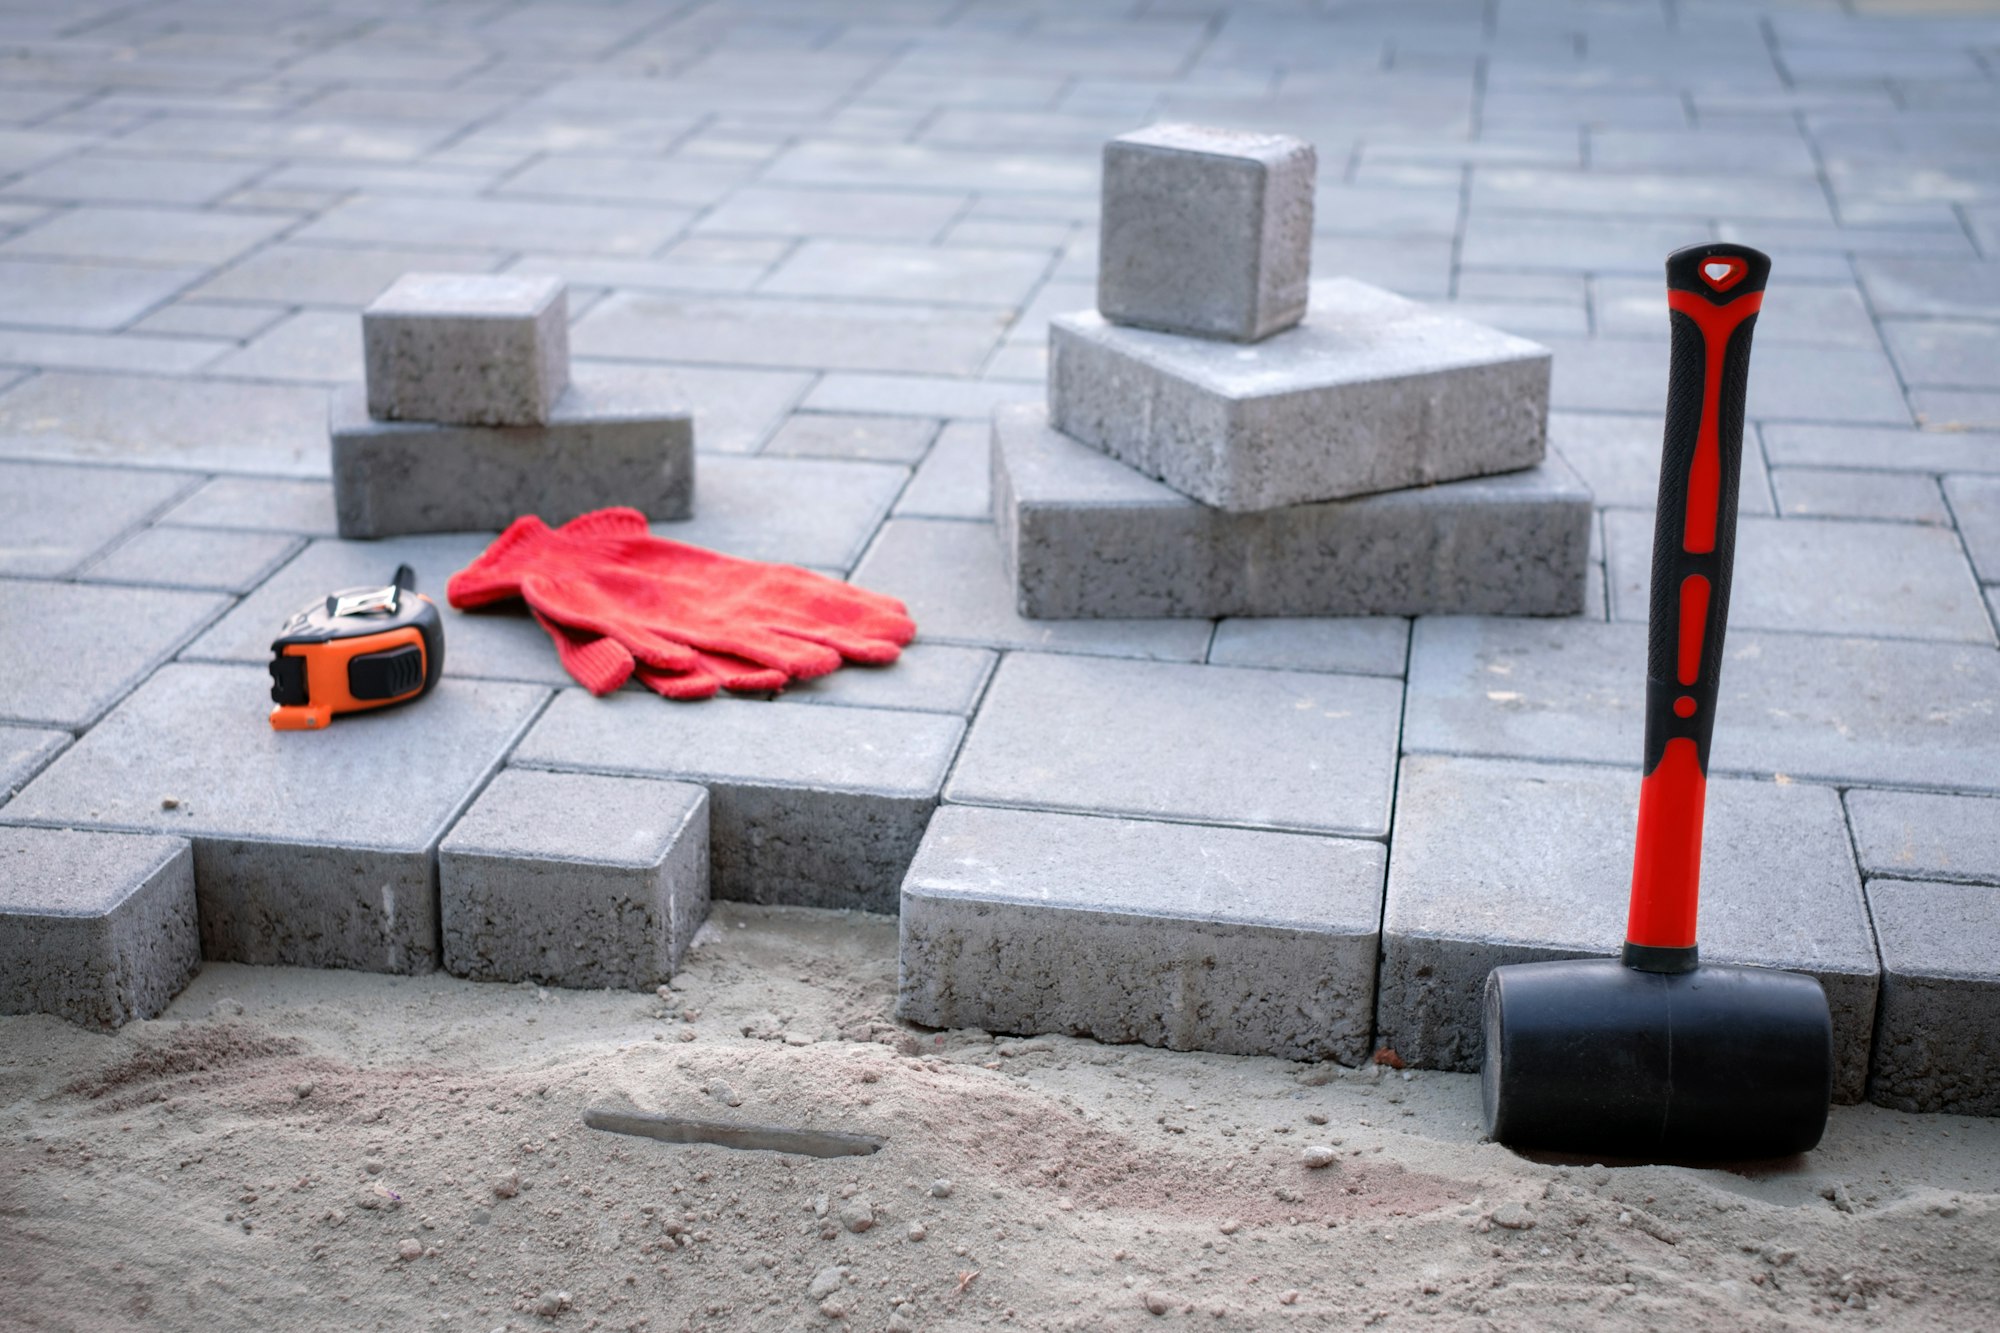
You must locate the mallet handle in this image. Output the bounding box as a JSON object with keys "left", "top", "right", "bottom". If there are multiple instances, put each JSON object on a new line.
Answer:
{"left": 1623, "top": 243, "right": 1770, "bottom": 973}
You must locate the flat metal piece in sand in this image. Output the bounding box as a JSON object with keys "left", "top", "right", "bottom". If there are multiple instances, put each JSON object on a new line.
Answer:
{"left": 583, "top": 1105, "right": 885, "bottom": 1158}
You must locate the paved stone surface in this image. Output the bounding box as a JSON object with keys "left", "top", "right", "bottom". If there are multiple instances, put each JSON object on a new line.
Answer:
{"left": 1050, "top": 279, "right": 1550, "bottom": 512}
{"left": 997, "top": 402, "right": 1590, "bottom": 618}
{"left": 762, "top": 413, "right": 938, "bottom": 464}
{"left": 1551, "top": 411, "right": 1774, "bottom": 514}
{"left": 0, "top": 460, "right": 195, "bottom": 577}
{"left": 79, "top": 526, "right": 303, "bottom": 594}
{"left": 1098, "top": 123, "right": 1316, "bottom": 344}
{"left": 0, "top": 826, "right": 198, "bottom": 1030}
{"left": 363, "top": 273, "right": 570, "bottom": 426}
{"left": 2, "top": 664, "right": 547, "bottom": 974}
{"left": 0, "top": 727, "right": 69, "bottom": 806}
{"left": 0, "top": 373, "right": 328, "bottom": 476}
{"left": 157, "top": 477, "right": 339, "bottom": 536}
{"left": 440, "top": 770, "right": 709, "bottom": 989}
{"left": 948, "top": 653, "right": 1403, "bottom": 839}
{"left": 1772, "top": 469, "right": 1951, "bottom": 526}
{"left": 331, "top": 371, "right": 694, "bottom": 538}
{"left": 1381, "top": 755, "right": 1879, "bottom": 1101}
{"left": 783, "top": 644, "right": 995, "bottom": 717}
{"left": 1867, "top": 880, "right": 2000, "bottom": 1117}
{"left": 1846, "top": 791, "right": 2000, "bottom": 888}
{"left": 660, "top": 455, "right": 904, "bottom": 573}
{"left": 1945, "top": 475, "right": 2000, "bottom": 586}
{"left": 513, "top": 692, "right": 963, "bottom": 914}
{"left": 0, "top": 579, "right": 227, "bottom": 729}
{"left": 899, "top": 806, "right": 1383, "bottom": 1062}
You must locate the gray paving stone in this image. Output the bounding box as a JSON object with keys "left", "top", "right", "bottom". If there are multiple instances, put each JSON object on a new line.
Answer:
{"left": 77, "top": 524, "right": 300, "bottom": 594}
{"left": 512, "top": 691, "right": 964, "bottom": 914}
{"left": 0, "top": 205, "right": 291, "bottom": 267}
{"left": 440, "top": 770, "right": 709, "bottom": 989}
{"left": 0, "top": 726, "right": 69, "bottom": 806}
{"left": 1551, "top": 410, "right": 1774, "bottom": 514}
{"left": 996, "top": 403, "right": 1590, "bottom": 618}
{"left": 331, "top": 372, "right": 693, "bottom": 539}
{"left": 947, "top": 652, "right": 1403, "bottom": 838}
{"left": 295, "top": 194, "right": 691, "bottom": 257}
{"left": 800, "top": 374, "right": 1031, "bottom": 422}
{"left": 131, "top": 301, "right": 289, "bottom": 342}
{"left": 363, "top": 273, "right": 570, "bottom": 426}
{"left": 0, "top": 257, "right": 204, "bottom": 331}
{"left": 1460, "top": 216, "right": 1710, "bottom": 276}
{"left": 0, "top": 579, "right": 227, "bottom": 729}
{"left": 1404, "top": 617, "right": 2000, "bottom": 793}
{"left": 0, "top": 826, "right": 198, "bottom": 1030}
{"left": 1595, "top": 275, "right": 1879, "bottom": 348}
{"left": 1049, "top": 280, "right": 1550, "bottom": 512}
{"left": 1944, "top": 474, "right": 2000, "bottom": 583}
{"left": 893, "top": 420, "right": 989, "bottom": 519}
{"left": 1541, "top": 335, "right": 1914, "bottom": 426}
{"left": 2, "top": 663, "right": 548, "bottom": 974}
{"left": 1856, "top": 257, "right": 2000, "bottom": 320}
{"left": 898, "top": 805, "right": 1384, "bottom": 1062}
{"left": 762, "top": 140, "right": 1098, "bottom": 196}
{"left": 762, "top": 239, "right": 1051, "bottom": 307}
{"left": 0, "top": 460, "right": 195, "bottom": 577}
{"left": 850, "top": 519, "right": 1213, "bottom": 662}
{"left": 1605, "top": 511, "right": 1991, "bottom": 643}
{"left": 1846, "top": 790, "right": 2000, "bottom": 887}
{"left": 1380, "top": 755, "right": 1878, "bottom": 1101}
{"left": 1772, "top": 469, "right": 1951, "bottom": 525}
{"left": 1866, "top": 879, "right": 2000, "bottom": 1116}
{"left": 762, "top": 413, "right": 938, "bottom": 463}
{"left": 782, "top": 644, "right": 996, "bottom": 716}
{"left": 0, "top": 153, "right": 267, "bottom": 208}
{"left": 1208, "top": 617, "right": 1409, "bottom": 677}
{"left": 1884, "top": 319, "right": 2000, "bottom": 390}
{"left": 658, "top": 455, "right": 904, "bottom": 572}
{"left": 157, "top": 477, "right": 338, "bottom": 536}
{"left": 1096, "top": 123, "right": 1315, "bottom": 343}
{"left": 498, "top": 154, "right": 757, "bottom": 209}
{"left": 1912, "top": 388, "right": 2000, "bottom": 433}
{"left": 190, "top": 243, "right": 503, "bottom": 306}
{"left": 1761, "top": 423, "right": 2000, "bottom": 475}
{"left": 200, "top": 309, "right": 360, "bottom": 385}
{"left": 0, "top": 372, "right": 330, "bottom": 477}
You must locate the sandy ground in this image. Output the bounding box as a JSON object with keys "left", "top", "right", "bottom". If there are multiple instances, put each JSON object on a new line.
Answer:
{"left": 2, "top": 903, "right": 1997, "bottom": 1332}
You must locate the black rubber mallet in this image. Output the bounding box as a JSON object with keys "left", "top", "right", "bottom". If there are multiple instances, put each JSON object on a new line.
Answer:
{"left": 1480, "top": 243, "right": 1835, "bottom": 1161}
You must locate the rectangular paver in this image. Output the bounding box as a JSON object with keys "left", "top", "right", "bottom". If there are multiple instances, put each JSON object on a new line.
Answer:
{"left": 1380, "top": 755, "right": 1879, "bottom": 1101}
{"left": 0, "top": 579, "right": 228, "bottom": 729}
{"left": 899, "top": 805, "right": 1384, "bottom": 1062}
{"left": 0, "top": 372, "right": 330, "bottom": 477}
{"left": 1944, "top": 474, "right": 2000, "bottom": 584}
{"left": 363, "top": 273, "right": 570, "bottom": 426}
{"left": 1208, "top": 618, "right": 1410, "bottom": 678}
{"left": 79, "top": 526, "right": 303, "bottom": 594}
{"left": 1867, "top": 879, "right": 2000, "bottom": 1116}
{"left": 0, "top": 460, "right": 196, "bottom": 577}
{"left": 0, "top": 726, "right": 69, "bottom": 806}
{"left": 1845, "top": 790, "right": 2000, "bottom": 887}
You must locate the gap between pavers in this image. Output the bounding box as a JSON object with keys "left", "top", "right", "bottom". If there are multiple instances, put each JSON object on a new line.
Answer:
{"left": 1865, "top": 878, "right": 2000, "bottom": 1117}
{"left": 1845, "top": 790, "right": 2000, "bottom": 887}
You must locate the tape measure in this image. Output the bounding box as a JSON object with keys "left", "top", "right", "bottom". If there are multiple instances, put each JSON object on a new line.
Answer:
{"left": 267, "top": 565, "right": 444, "bottom": 731}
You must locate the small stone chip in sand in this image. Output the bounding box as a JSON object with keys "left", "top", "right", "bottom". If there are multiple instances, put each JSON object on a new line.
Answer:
{"left": 809, "top": 1266, "right": 845, "bottom": 1299}
{"left": 840, "top": 1199, "right": 875, "bottom": 1233}
{"left": 1280, "top": 1290, "right": 1301, "bottom": 1305}
{"left": 492, "top": 1170, "right": 520, "bottom": 1199}
{"left": 906, "top": 1222, "right": 926, "bottom": 1242}
{"left": 1491, "top": 1202, "right": 1536, "bottom": 1230}
{"left": 396, "top": 1238, "right": 422, "bottom": 1262}
{"left": 160, "top": 797, "right": 179, "bottom": 810}
{"left": 533, "top": 1291, "right": 570, "bottom": 1317}
{"left": 931, "top": 1178, "right": 953, "bottom": 1198}
{"left": 1143, "top": 1291, "right": 1172, "bottom": 1315}
{"left": 1302, "top": 1145, "right": 1338, "bottom": 1169}
{"left": 1219, "top": 1219, "right": 1240, "bottom": 1235}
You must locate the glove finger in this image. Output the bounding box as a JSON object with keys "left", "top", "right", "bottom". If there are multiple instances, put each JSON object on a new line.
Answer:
{"left": 671, "top": 624, "right": 843, "bottom": 681}
{"left": 633, "top": 651, "right": 788, "bottom": 701}
{"left": 770, "top": 622, "right": 907, "bottom": 666}
{"left": 530, "top": 609, "right": 635, "bottom": 696}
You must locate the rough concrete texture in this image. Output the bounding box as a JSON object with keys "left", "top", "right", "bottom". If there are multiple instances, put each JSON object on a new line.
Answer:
{"left": 2, "top": 663, "right": 548, "bottom": 974}
{"left": 440, "top": 769, "right": 709, "bottom": 990}
{"left": 1846, "top": 789, "right": 2000, "bottom": 886}
{"left": 899, "top": 805, "right": 1384, "bottom": 1063}
{"left": 781, "top": 643, "right": 996, "bottom": 716}
{"left": 1867, "top": 879, "right": 2000, "bottom": 1116}
{"left": 331, "top": 369, "right": 694, "bottom": 539}
{"left": 0, "top": 726, "right": 70, "bottom": 805}
{"left": 1049, "top": 279, "right": 1551, "bottom": 512}
{"left": 512, "top": 691, "right": 964, "bottom": 914}
{"left": 995, "top": 403, "right": 1590, "bottom": 618}
{"left": 0, "top": 826, "right": 198, "bottom": 1029}
{"left": 1379, "top": 754, "right": 1879, "bottom": 1102}
{"left": 0, "top": 579, "right": 228, "bottom": 729}
{"left": 0, "top": 459, "right": 194, "bottom": 577}
{"left": 1097, "top": 123, "right": 1315, "bottom": 344}
{"left": 947, "top": 652, "right": 1404, "bottom": 839}
{"left": 78, "top": 524, "right": 303, "bottom": 594}
{"left": 363, "top": 272, "right": 569, "bottom": 426}
{"left": 1208, "top": 617, "right": 1409, "bottom": 678}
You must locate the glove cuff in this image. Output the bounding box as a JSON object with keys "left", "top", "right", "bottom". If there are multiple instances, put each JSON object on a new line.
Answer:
{"left": 553, "top": 507, "right": 653, "bottom": 546}
{"left": 446, "top": 514, "right": 561, "bottom": 608}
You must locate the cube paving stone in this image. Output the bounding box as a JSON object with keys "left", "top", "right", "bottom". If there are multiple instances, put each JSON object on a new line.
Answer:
{"left": 0, "top": 826, "right": 198, "bottom": 1030}
{"left": 2, "top": 663, "right": 548, "bottom": 974}
{"left": 1404, "top": 617, "right": 2000, "bottom": 793}
{"left": 0, "top": 726, "right": 69, "bottom": 805}
{"left": 1604, "top": 511, "right": 1992, "bottom": 643}
{"left": 1380, "top": 755, "right": 1879, "bottom": 1100}
{"left": 1208, "top": 617, "right": 1409, "bottom": 678}
{"left": 947, "top": 652, "right": 1403, "bottom": 838}
{"left": 1096, "top": 123, "right": 1316, "bottom": 343}
{"left": 157, "top": 477, "right": 339, "bottom": 536}
{"left": 331, "top": 372, "right": 693, "bottom": 539}
{"left": 512, "top": 692, "right": 964, "bottom": 914}
{"left": 898, "top": 805, "right": 1385, "bottom": 1063}
{"left": 440, "top": 770, "right": 709, "bottom": 989}
{"left": 1049, "top": 279, "right": 1551, "bottom": 512}
{"left": 1846, "top": 790, "right": 2000, "bottom": 887}
{"left": 1867, "top": 880, "right": 2000, "bottom": 1116}
{"left": 0, "top": 372, "right": 329, "bottom": 477}
{"left": 0, "top": 460, "right": 195, "bottom": 577}
{"left": 0, "top": 579, "right": 227, "bottom": 729}
{"left": 363, "top": 273, "right": 571, "bottom": 426}
{"left": 79, "top": 526, "right": 304, "bottom": 594}
{"left": 996, "top": 403, "right": 1591, "bottom": 618}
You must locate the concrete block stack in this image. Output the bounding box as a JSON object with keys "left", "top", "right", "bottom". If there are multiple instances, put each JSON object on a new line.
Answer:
{"left": 998, "top": 124, "right": 1592, "bottom": 620}
{"left": 333, "top": 273, "right": 695, "bottom": 539}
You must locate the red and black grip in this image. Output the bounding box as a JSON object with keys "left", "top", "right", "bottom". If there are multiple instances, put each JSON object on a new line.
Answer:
{"left": 1623, "top": 242, "right": 1770, "bottom": 974}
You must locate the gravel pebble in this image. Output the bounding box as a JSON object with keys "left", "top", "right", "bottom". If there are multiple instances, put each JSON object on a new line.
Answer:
{"left": 930, "top": 1178, "right": 953, "bottom": 1199}
{"left": 809, "top": 1266, "right": 845, "bottom": 1299}
{"left": 492, "top": 1170, "right": 521, "bottom": 1200}
{"left": 396, "top": 1238, "right": 422, "bottom": 1261}
{"left": 1491, "top": 1202, "right": 1536, "bottom": 1231}
{"left": 1302, "top": 1145, "right": 1338, "bottom": 1169}
{"left": 840, "top": 1199, "right": 875, "bottom": 1233}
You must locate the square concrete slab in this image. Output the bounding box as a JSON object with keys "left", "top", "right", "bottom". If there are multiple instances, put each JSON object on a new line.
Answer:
{"left": 0, "top": 579, "right": 228, "bottom": 729}
{"left": 947, "top": 652, "right": 1403, "bottom": 838}
{"left": 1098, "top": 123, "right": 1315, "bottom": 343}
{"left": 0, "top": 726, "right": 69, "bottom": 805}
{"left": 1867, "top": 879, "right": 2000, "bottom": 1116}
{"left": 1380, "top": 754, "right": 1879, "bottom": 1101}
{"left": 1404, "top": 617, "right": 2000, "bottom": 794}
{"left": 331, "top": 370, "right": 693, "bottom": 539}
{"left": 512, "top": 691, "right": 965, "bottom": 913}
{"left": 996, "top": 402, "right": 1591, "bottom": 618}
{"left": 363, "top": 272, "right": 570, "bottom": 426}
{"left": 1845, "top": 790, "right": 2000, "bottom": 887}
{"left": 440, "top": 769, "right": 709, "bottom": 989}
{"left": 1048, "top": 278, "right": 1550, "bottom": 512}
{"left": 0, "top": 826, "right": 198, "bottom": 1030}
{"left": 898, "top": 805, "right": 1384, "bottom": 1062}
{"left": 1209, "top": 618, "right": 1409, "bottom": 678}
{"left": 0, "top": 460, "right": 196, "bottom": 577}
{"left": 2, "top": 663, "right": 549, "bottom": 974}
{"left": 78, "top": 526, "right": 304, "bottom": 594}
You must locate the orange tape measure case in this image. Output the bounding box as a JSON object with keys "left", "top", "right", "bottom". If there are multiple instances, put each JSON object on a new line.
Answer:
{"left": 267, "top": 565, "right": 444, "bottom": 731}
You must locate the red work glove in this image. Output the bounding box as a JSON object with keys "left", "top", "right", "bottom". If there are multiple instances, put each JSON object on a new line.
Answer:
{"left": 448, "top": 508, "right": 916, "bottom": 700}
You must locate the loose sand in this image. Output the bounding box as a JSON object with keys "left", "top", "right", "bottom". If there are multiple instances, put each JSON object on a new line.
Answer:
{"left": 3, "top": 903, "right": 1996, "bottom": 1331}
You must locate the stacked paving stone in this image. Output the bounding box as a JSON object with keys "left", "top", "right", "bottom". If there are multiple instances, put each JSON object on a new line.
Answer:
{"left": 332, "top": 273, "right": 695, "bottom": 539}
{"left": 997, "top": 124, "right": 1592, "bottom": 620}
